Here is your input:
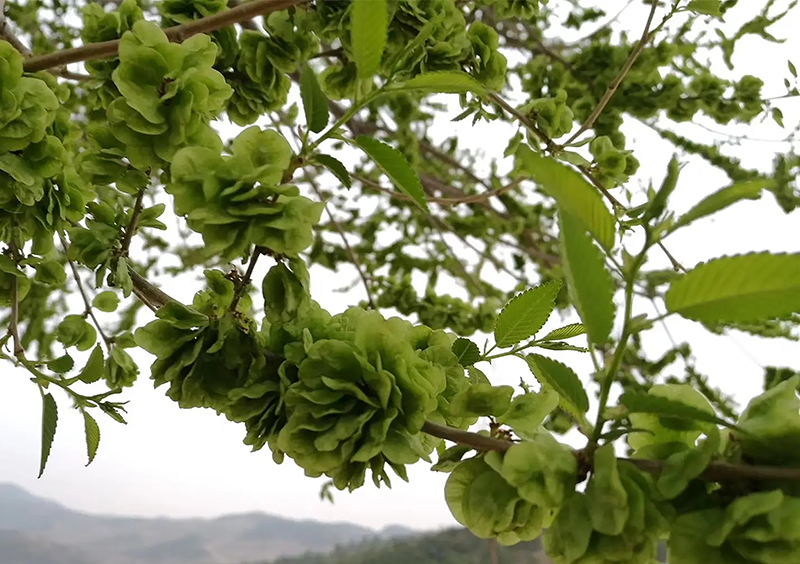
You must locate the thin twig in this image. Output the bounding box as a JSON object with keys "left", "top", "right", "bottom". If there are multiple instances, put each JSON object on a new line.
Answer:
{"left": 563, "top": 0, "right": 661, "bottom": 146}
{"left": 489, "top": 92, "right": 557, "bottom": 153}
{"left": 352, "top": 172, "right": 523, "bottom": 206}
{"left": 229, "top": 247, "right": 263, "bottom": 312}
{"left": 309, "top": 182, "right": 377, "bottom": 309}
{"left": 23, "top": 0, "right": 306, "bottom": 72}
{"left": 120, "top": 188, "right": 145, "bottom": 256}
{"left": 421, "top": 420, "right": 800, "bottom": 483}
{"left": 657, "top": 240, "right": 685, "bottom": 272}
{"left": 0, "top": 0, "right": 30, "bottom": 55}
{"left": 59, "top": 233, "right": 112, "bottom": 348}
{"left": 6, "top": 242, "right": 24, "bottom": 357}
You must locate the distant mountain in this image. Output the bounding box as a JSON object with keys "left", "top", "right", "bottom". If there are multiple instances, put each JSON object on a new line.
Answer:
{"left": 0, "top": 483, "right": 414, "bottom": 564}
{"left": 270, "top": 527, "right": 553, "bottom": 564}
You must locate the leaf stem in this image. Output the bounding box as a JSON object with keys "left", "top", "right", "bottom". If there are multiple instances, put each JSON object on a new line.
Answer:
{"left": 590, "top": 238, "right": 650, "bottom": 443}
{"left": 307, "top": 89, "right": 383, "bottom": 153}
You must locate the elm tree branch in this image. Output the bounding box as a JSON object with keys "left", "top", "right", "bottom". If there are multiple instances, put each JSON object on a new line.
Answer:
{"left": 23, "top": 0, "right": 306, "bottom": 72}
{"left": 420, "top": 420, "right": 800, "bottom": 483}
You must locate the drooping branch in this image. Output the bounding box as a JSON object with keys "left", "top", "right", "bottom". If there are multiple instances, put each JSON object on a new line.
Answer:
{"left": 22, "top": 0, "right": 306, "bottom": 72}
{"left": 421, "top": 420, "right": 800, "bottom": 483}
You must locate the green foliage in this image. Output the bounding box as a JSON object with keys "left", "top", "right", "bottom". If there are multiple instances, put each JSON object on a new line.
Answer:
{"left": 665, "top": 253, "right": 800, "bottom": 324}
{"left": 493, "top": 281, "right": 560, "bottom": 348}
{"left": 4, "top": 1, "right": 800, "bottom": 562}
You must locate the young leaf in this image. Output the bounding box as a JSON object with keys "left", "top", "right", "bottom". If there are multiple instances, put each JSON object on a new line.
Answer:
{"left": 351, "top": 0, "right": 388, "bottom": 79}
{"left": 78, "top": 346, "right": 105, "bottom": 384}
{"left": 517, "top": 145, "right": 615, "bottom": 251}
{"left": 451, "top": 338, "right": 480, "bottom": 366}
{"left": 314, "top": 153, "right": 352, "bottom": 188}
{"left": 559, "top": 211, "right": 615, "bottom": 344}
{"left": 93, "top": 290, "right": 119, "bottom": 312}
{"left": 665, "top": 252, "right": 800, "bottom": 324}
{"left": 539, "top": 323, "right": 587, "bottom": 342}
{"left": 494, "top": 281, "right": 561, "bottom": 348}
{"left": 620, "top": 391, "right": 738, "bottom": 430}
{"left": 687, "top": 0, "right": 722, "bottom": 16}
{"left": 82, "top": 411, "right": 101, "bottom": 466}
{"left": 535, "top": 341, "right": 589, "bottom": 353}
{"left": 525, "top": 354, "right": 589, "bottom": 414}
{"left": 39, "top": 392, "right": 58, "bottom": 478}
{"left": 643, "top": 155, "right": 680, "bottom": 222}
{"left": 392, "top": 71, "right": 487, "bottom": 97}
{"left": 299, "top": 63, "right": 329, "bottom": 133}
{"left": 355, "top": 136, "right": 428, "bottom": 211}
{"left": 47, "top": 354, "right": 74, "bottom": 374}
{"left": 670, "top": 179, "right": 773, "bottom": 232}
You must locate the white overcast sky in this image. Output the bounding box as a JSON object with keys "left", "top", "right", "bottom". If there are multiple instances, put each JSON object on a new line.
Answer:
{"left": 1, "top": 1, "right": 799, "bottom": 531}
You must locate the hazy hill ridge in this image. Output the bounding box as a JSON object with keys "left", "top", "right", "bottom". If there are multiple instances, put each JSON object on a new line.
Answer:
{"left": 0, "top": 483, "right": 412, "bottom": 564}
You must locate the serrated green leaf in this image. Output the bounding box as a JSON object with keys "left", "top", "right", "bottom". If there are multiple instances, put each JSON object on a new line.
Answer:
{"left": 494, "top": 281, "right": 560, "bottom": 348}
{"left": 670, "top": 179, "right": 772, "bottom": 232}
{"left": 687, "top": 0, "right": 722, "bottom": 16}
{"left": 351, "top": 0, "right": 387, "bottom": 78}
{"left": 78, "top": 346, "right": 105, "bottom": 384}
{"left": 299, "top": 63, "right": 329, "bottom": 133}
{"left": 392, "top": 71, "right": 487, "bottom": 96}
{"left": 539, "top": 323, "right": 587, "bottom": 342}
{"left": 451, "top": 338, "right": 480, "bottom": 366}
{"left": 517, "top": 145, "right": 615, "bottom": 250}
{"left": 535, "top": 341, "right": 589, "bottom": 353}
{"left": 525, "top": 354, "right": 589, "bottom": 414}
{"left": 467, "top": 366, "right": 490, "bottom": 385}
{"left": 665, "top": 252, "right": 800, "bottom": 324}
{"left": 620, "top": 391, "right": 738, "bottom": 430}
{"left": 559, "top": 211, "right": 615, "bottom": 344}
{"left": 314, "top": 153, "right": 352, "bottom": 188}
{"left": 82, "top": 411, "right": 100, "bottom": 466}
{"left": 355, "top": 136, "right": 428, "bottom": 211}
{"left": 39, "top": 392, "right": 58, "bottom": 478}
{"left": 93, "top": 290, "right": 119, "bottom": 312}
{"left": 47, "top": 354, "right": 74, "bottom": 374}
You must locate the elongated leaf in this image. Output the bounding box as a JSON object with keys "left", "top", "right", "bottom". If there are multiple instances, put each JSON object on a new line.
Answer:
{"left": 540, "top": 323, "right": 587, "bottom": 342}
{"left": 299, "top": 63, "right": 329, "bottom": 133}
{"left": 671, "top": 179, "right": 772, "bottom": 232}
{"left": 315, "top": 153, "right": 352, "bottom": 189}
{"left": 559, "top": 211, "right": 615, "bottom": 344}
{"left": 517, "top": 145, "right": 615, "bottom": 250}
{"left": 39, "top": 393, "right": 58, "bottom": 478}
{"left": 620, "top": 391, "right": 738, "bottom": 430}
{"left": 665, "top": 252, "right": 800, "bottom": 324}
{"left": 355, "top": 136, "right": 428, "bottom": 211}
{"left": 494, "top": 281, "right": 560, "bottom": 348}
{"left": 83, "top": 411, "right": 100, "bottom": 466}
{"left": 451, "top": 338, "right": 480, "bottom": 366}
{"left": 351, "top": 0, "right": 387, "bottom": 78}
{"left": 392, "top": 71, "right": 487, "bottom": 96}
{"left": 525, "top": 354, "right": 589, "bottom": 414}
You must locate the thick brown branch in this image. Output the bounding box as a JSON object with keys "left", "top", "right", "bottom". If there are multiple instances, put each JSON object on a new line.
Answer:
{"left": 128, "top": 266, "right": 174, "bottom": 311}
{"left": 421, "top": 420, "right": 800, "bottom": 483}
{"left": 23, "top": 0, "right": 306, "bottom": 72}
